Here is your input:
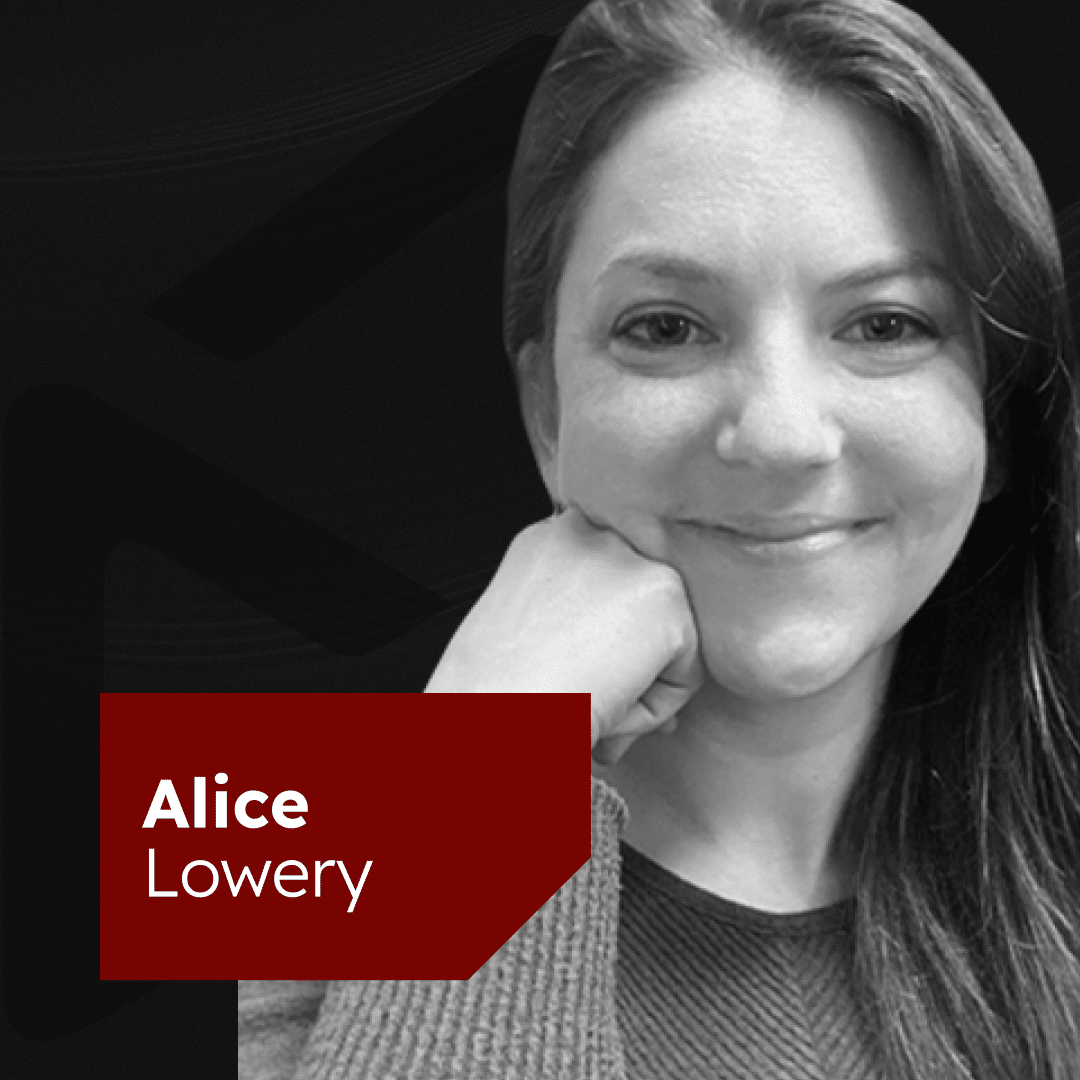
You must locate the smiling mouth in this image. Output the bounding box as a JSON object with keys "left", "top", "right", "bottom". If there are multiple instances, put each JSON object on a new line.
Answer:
{"left": 715, "top": 518, "right": 880, "bottom": 542}
{"left": 678, "top": 516, "right": 883, "bottom": 558}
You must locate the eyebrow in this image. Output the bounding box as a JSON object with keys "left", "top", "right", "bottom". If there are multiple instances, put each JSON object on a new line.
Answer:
{"left": 596, "top": 251, "right": 960, "bottom": 292}
{"left": 597, "top": 254, "right": 730, "bottom": 286}
{"left": 820, "top": 253, "right": 960, "bottom": 294}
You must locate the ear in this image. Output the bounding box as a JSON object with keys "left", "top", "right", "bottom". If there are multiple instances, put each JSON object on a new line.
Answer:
{"left": 516, "top": 339, "right": 562, "bottom": 505}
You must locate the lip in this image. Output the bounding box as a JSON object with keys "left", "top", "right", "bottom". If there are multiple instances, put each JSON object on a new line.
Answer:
{"left": 675, "top": 515, "right": 884, "bottom": 564}
{"left": 706, "top": 514, "right": 882, "bottom": 542}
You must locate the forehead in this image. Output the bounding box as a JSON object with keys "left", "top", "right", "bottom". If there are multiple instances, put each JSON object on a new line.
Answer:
{"left": 561, "top": 67, "right": 949, "bottom": 287}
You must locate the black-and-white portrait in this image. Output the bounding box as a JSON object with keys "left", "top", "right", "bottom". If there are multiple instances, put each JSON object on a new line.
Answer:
{"left": 241, "top": 1, "right": 1080, "bottom": 1077}
{"left": 3, "top": 1, "right": 1079, "bottom": 1078}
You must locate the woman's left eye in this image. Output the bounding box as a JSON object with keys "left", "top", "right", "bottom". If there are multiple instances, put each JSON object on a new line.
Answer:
{"left": 615, "top": 311, "right": 713, "bottom": 348}
{"left": 837, "top": 310, "right": 939, "bottom": 346}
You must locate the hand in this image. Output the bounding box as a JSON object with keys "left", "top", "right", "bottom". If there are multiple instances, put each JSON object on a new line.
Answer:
{"left": 425, "top": 507, "right": 702, "bottom": 763}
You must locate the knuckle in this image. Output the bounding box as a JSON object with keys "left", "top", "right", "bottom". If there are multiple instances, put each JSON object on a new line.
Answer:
{"left": 648, "top": 563, "right": 687, "bottom": 600}
{"left": 508, "top": 521, "right": 548, "bottom": 553}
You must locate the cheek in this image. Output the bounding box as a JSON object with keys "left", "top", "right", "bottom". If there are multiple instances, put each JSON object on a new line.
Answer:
{"left": 870, "top": 379, "right": 987, "bottom": 538}
{"left": 553, "top": 378, "right": 706, "bottom": 518}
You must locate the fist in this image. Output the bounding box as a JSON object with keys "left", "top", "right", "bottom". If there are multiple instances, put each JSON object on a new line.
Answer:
{"left": 425, "top": 508, "right": 702, "bottom": 763}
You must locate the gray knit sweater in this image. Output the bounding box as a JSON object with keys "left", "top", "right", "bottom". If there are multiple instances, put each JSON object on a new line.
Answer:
{"left": 238, "top": 778, "right": 880, "bottom": 1079}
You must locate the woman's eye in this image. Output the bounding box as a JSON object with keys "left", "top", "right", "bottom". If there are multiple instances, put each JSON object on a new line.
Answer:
{"left": 839, "top": 311, "right": 939, "bottom": 346}
{"left": 616, "top": 312, "right": 711, "bottom": 348}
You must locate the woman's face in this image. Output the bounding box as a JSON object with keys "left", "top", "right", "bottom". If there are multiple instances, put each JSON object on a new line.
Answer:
{"left": 540, "top": 67, "right": 990, "bottom": 703}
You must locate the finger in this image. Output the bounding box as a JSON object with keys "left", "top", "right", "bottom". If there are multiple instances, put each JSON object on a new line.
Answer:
{"left": 659, "top": 618, "right": 703, "bottom": 690}
{"left": 608, "top": 677, "right": 695, "bottom": 739}
{"left": 594, "top": 664, "right": 696, "bottom": 757}
{"left": 592, "top": 732, "right": 638, "bottom": 765}
{"left": 641, "top": 680, "right": 692, "bottom": 728}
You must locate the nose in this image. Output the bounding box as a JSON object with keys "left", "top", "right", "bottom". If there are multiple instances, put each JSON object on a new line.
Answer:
{"left": 713, "top": 332, "right": 842, "bottom": 471}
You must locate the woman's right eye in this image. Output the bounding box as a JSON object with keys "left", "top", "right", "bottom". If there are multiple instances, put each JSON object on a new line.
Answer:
{"left": 614, "top": 311, "right": 715, "bottom": 349}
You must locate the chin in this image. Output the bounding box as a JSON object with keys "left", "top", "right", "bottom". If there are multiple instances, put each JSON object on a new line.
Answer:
{"left": 698, "top": 618, "right": 881, "bottom": 704}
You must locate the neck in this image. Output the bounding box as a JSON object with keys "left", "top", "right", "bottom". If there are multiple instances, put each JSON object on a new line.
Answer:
{"left": 595, "top": 642, "right": 894, "bottom": 913}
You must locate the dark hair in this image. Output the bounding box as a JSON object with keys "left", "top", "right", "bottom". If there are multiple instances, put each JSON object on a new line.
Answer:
{"left": 504, "top": 1, "right": 1080, "bottom": 1077}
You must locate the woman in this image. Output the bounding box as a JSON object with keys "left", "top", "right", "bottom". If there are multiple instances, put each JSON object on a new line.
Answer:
{"left": 239, "top": 1, "right": 1080, "bottom": 1077}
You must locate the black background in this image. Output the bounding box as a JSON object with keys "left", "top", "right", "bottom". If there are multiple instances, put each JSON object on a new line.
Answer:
{"left": 2, "top": 1, "right": 1077, "bottom": 1076}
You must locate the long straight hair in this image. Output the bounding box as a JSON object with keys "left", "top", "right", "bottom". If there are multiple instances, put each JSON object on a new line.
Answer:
{"left": 504, "top": 2, "right": 1080, "bottom": 1076}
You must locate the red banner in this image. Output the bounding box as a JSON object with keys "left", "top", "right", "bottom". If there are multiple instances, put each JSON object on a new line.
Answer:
{"left": 100, "top": 693, "right": 589, "bottom": 979}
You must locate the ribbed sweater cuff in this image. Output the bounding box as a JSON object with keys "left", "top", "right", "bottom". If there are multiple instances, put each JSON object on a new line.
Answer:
{"left": 295, "top": 777, "right": 628, "bottom": 1080}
